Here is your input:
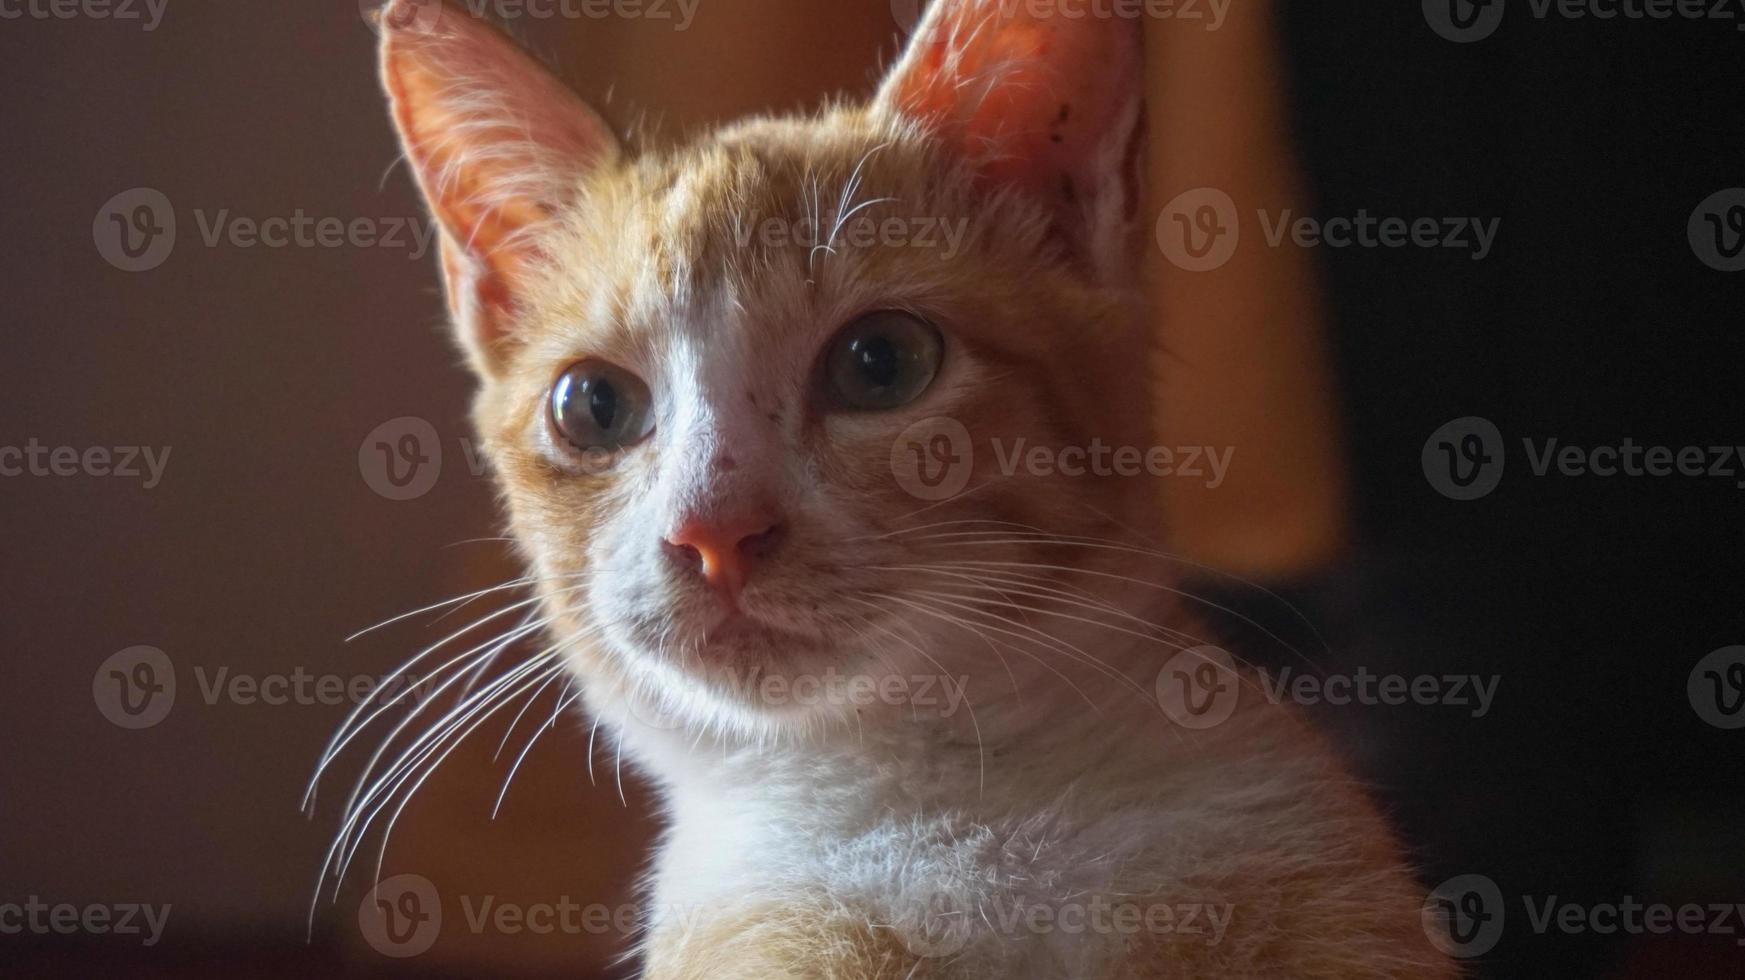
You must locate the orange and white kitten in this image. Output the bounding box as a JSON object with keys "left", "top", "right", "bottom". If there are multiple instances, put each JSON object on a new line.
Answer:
{"left": 372, "top": 0, "right": 1453, "bottom": 976}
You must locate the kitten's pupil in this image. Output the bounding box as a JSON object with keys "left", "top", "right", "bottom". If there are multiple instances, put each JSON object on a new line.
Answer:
{"left": 821, "top": 311, "right": 943, "bottom": 412}
{"left": 853, "top": 336, "right": 900, "bottom": 389}
{"left": 550, "top": 360, "right": 653, "bottom": 452}
{"left": 590, "top": 377, "right": 618, "bottom": 431}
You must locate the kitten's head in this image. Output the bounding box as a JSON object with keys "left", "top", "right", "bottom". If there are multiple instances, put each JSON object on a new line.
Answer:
{"left": 380, "top": 0, "right": 1155, "bottom": 736}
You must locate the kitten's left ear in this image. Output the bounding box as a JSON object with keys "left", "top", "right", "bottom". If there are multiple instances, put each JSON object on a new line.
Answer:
{"left": 378, "top": 0, "right": 620, "bottom": 378}
{"left": 875, "top": 0, "right": 1145, "bottom": 277}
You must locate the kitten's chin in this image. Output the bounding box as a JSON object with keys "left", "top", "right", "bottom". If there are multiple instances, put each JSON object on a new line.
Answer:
{"left": 612, "top": 609, "right": 892, "bottom": 729}
{"left": 600, "top": 638, "right": 854, "bottom": 738}
{"left": 689, "top": 610, "right": 834, "bottom": 672}
{"left": 611, "top": 601, "right": 839, "bottom": 677}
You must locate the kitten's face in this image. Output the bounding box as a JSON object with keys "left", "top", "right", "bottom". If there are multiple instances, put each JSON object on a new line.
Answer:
{"left": 380, "top": 0, "right": 1148, "bottom": 733}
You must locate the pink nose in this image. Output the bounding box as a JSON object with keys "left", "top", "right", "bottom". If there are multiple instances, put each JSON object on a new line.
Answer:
{"left": 663, "top": 513, "right": 785, "bottom": 602}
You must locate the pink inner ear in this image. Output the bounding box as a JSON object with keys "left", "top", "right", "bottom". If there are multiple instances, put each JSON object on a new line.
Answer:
{"left": 378, "top": 0, "right": 620, "bottom": 370}
{"left": 381, "top": 0, "right": 617, "bottom": 263}
{"left": 883, "top": 3, "right": 1140, "bottom": 200}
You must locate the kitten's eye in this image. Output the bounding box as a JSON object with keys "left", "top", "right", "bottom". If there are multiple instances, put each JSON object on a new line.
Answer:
{"left": 822, "top": 311, "right": 943, "bottom": 412}
{"left": 550, "top": 361, "right": 655, "bottom": 452}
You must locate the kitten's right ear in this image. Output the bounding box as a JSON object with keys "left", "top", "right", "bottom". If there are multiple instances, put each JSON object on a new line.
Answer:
{"left": 377, "top": 0, "right": 619, "bottom": 378}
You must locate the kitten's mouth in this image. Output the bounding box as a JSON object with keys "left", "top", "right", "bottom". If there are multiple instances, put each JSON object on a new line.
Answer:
{"left": 664, "top": 601, "right": 841, "bottom": 674}
{"left": 698, "top": 610, "right": 808, "bottom": 652}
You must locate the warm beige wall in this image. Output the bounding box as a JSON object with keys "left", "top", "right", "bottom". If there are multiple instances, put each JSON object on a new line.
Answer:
{"left": 1144, "top": 2, "right": 1349, "bottom": 578}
